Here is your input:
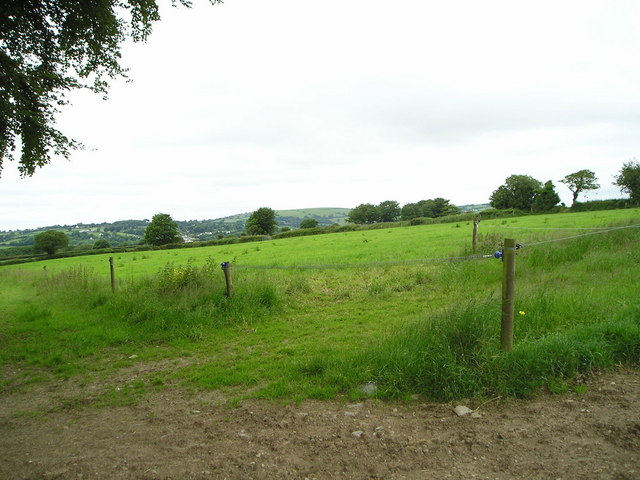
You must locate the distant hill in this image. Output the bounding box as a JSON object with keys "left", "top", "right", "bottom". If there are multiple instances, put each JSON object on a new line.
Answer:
{"left": 0, "top": 208, "right": 353, "bottom": 251}
{"left": 0, "top": 206, "right": 492, "bottom": 253}
{"left": 177, "top": 208, "right": 351, "bottom": 242}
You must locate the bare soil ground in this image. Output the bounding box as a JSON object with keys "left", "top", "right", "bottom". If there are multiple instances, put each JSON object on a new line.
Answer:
{"left": 1, "top": 369, "right": 638, "bottom": 480}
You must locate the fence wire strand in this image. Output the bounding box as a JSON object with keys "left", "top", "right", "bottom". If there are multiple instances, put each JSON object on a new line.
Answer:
{"left": 522, "top": 224, "right": 640, "bottom": 247}
{"left": 228, "top": 224, "right": 640, "bottom": 271}
{"left": 233, "top": 254, "right": 490, "bottom": 271}
{"left": 494, "top": 225, "right": 622, "bottom": 230}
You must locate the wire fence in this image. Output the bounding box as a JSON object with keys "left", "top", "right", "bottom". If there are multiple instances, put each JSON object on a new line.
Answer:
{"left": 521, "top": 224, "right": 640, "bottom": 247}
{"left": 228, "top": 224, "right": 640, "bottom": 271}
{"left": 233, "top": 254, "right": 489, "bottom": 270}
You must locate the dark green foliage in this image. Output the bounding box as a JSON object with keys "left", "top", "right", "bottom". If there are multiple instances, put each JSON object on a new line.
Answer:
{"left": 347, "top": 203, "right": 379, "bottom": 224}
{"left": 246, "top": 207, "right": 278, "bottom": 235}
{"left": 299, "top": 218, "right": 319, "bottom": 229}
{"left": 0, "top": 0, "right": 221, "bottom": 177}
{"left": 490, "top": 175, "right": 542, "bottom": 211}
{"left": 377, "top": 200, "right": 401, "bottom": 222}
{"left": 401, "top": 198, "right": 461, "bottom": 220}
{"left": 33, "top": 230, "right": 68, "bottom": 255}
{"left": 560, "top": 170, "right": 600, "bottom": 206}
{"left": 570, "top": 199, "right": 633, "bottom": 212}
{"left": 613, "top": 158, "right": 640, "bottom": 204}
{"left": 350, "top": 199, "right": 458, "bottom": 224}
{"left": 532, "top": 180, "right": 561, "bottom": 212}
{"left": 93, "top": 239, "right": 110, "bottom": 249}
{"left": 144, "top": 213, "right": 182, "bottom": 246}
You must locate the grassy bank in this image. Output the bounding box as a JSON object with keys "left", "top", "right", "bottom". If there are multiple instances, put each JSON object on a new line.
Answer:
{"left": 1, "top": 209, "right": 638, "bottom": 405}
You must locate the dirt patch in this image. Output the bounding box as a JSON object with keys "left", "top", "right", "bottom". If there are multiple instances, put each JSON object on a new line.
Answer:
{"left": 1, "top": 369, "right": 638, "bottom": 479}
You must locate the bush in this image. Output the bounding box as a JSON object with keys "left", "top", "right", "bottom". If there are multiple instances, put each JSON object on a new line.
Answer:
{"left": 570, "top": 199, "right": 632, "bottom": 212}
{"left": 274, "top": 227, "right": 325, "bottom": 239}
{"left": 156, "top": 260, "right": 216, "bottom": 292}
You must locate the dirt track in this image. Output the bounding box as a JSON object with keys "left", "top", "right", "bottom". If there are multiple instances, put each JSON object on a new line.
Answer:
{"left": 1, "top": 369, "right": 638, "bottom": 479}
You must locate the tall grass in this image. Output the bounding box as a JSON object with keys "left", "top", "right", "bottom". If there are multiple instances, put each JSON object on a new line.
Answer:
{"left": 0, "top": 260, "right": 282, "bottom": 376}
{"left": 301, "top": 225, "right": 640, "bottom": 401}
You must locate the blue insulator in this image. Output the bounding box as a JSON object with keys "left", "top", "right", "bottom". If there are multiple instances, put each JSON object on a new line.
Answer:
{"left": 493, "top": 251, "right": 503, "bottom": 260}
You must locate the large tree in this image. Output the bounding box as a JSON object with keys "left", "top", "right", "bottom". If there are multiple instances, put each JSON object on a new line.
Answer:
{"left": 144, "top": 213, "right": 182, "bottom": 246}
{"left": 34, "top": 230, "right": 69, "bottom": 255}
{"left": 532, "top": 180, "right": 561, "bottom": 212}
{"left": 490, "top": 175, "right": 542, "bottom": 211}
{"left": 347, "top": 203, "right": 379, "bottom": 224}
{"left": 613, "top": 158, "right": 640, "bottom": 205}
{"left": 246, "top": 207, "right": 278, "bottom": 235}
{"left": 377, "top": 200, "right": 401, "bottom": 222}
{"left": 299, "top": 218, "right": 319, "bottom": 229}
{"left": 429, "top": 197, "right": 461, "bottom": 217}
{"left": 401, "top": 198, "right": 459, "bottom": 220}
{"left": 560, "top": 170, "right": 600, "bottom": 206}
{"left": 0, "top": 0, "right": 220, "bottom": 177}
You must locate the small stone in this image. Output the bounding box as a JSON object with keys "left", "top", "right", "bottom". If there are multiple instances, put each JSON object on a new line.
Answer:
{"left": 352, "top": 431, "right": 364, "bottom": 438}
{"left": 470, "top": 412, "right": 482, "bottom": 418}
{"left": 238, "top": 430, "right": 251, "bottom": 439}
{"left": 190, "top": 410, "right": 201, "bottom": 414}
{"left": 360, "top": 382, "right": 378, "bottom": 395}
{"left": 454, "top": 405, "right": 474, "bottom": 417}
{"left": 344, "top": 411, "right": 356, "bottom": 417}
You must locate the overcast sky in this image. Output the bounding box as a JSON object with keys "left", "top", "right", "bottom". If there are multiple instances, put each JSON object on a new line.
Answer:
{"left": 2, "top": 0, "right": 638, "bottom": 231}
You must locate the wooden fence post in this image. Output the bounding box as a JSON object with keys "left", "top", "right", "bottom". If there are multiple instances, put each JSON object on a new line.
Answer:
{"left": 472, "top": 218, "right": 480, "bottom": 253}
{"left": 221, "top": 262, "right": 233, "bottom": 297}
{"left": 501, "top": 238, "right": 516, "bottom": 351}
{"left": 109, "top": 257, "right": 116, "bottom": 292}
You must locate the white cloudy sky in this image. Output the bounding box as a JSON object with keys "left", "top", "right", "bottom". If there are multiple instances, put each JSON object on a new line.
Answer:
{"left": 2, "top": 0, "right": 639, "bottom": 230}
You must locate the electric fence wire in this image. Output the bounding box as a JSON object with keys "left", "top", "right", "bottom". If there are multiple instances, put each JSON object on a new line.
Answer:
{"left": 232, "top": 254, "right": 491, "bottom": 270}
{"left": 227, "top": 224, "right": 640, "bottom": 271}
{"left": 522, "top": 224, "right": 640, "bottom": 247}
{"left": 493, "top": 225, "right": 622, "bottom": 230}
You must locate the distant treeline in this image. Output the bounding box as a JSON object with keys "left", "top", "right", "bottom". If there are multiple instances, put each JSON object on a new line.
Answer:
{"left": 347, "top": 198, "right": 461, "bottom": 224}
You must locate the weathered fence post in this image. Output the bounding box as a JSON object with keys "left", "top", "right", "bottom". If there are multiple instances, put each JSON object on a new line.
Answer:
{"left": 109, "top": 256, "right": 116, "bottom": 292}
{"left": 221, "top": 262, "right": 233, "bottom": 297}
{"left": 501, "top": 238, "right": 516, "bottom": 351}
{"left": 472, "top": 217, "right": 480, "bottom": 253}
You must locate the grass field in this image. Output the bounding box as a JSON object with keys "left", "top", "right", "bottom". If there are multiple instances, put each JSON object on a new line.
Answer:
{"left": 1, "top": 208, "right": 639, "bottom": 406}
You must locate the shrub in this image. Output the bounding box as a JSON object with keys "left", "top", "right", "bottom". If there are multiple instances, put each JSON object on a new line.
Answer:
{"left": 570, "top": 199, "right": 632, "bottom": 212}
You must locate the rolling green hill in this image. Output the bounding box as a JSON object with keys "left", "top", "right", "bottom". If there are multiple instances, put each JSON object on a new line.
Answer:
{"left": 0, "top": 208, "right": 352, "bottom": 252}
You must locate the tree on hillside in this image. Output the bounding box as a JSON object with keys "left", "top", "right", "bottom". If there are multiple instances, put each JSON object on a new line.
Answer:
{"left": 299, "top": 218, "right": 319, "bottom": 229}
{"left": 144, "top": 213, "right": 182, "bottom": 246}
{"left": 401, "top": 198, "right": 460, "bottom": 220}
{"left": 246, "top": 207, "right": 278, "bottom": 235}
{"left": 34, "top": 230, "right": 69, "bottom": 255}
{"left": 430, "top": 198, "right": 461, "bottom": 217}
{"left": 377, "top": 200, "right": 401, "bottom": 222}
{"left": 347, "top": 203, "right": 379, "bottom": 224}
{"left": 532, "top": 180, "right": 561, "bottom": 212}
{"left": 560, "top": 170, "right": 600, "bottom": 206}
{"left": 400, "top": 202, "right": 422, "bottom": 221}
{"left": 0, "top": 0, "right": 221, "bottom": 177}
{"left": 93, "top": 239, "right": 111, "bottom": 249}
{"left": 490, "top": 175, "right": 542, "bottom": 211}
{"left": 613, "top": 158, "right": 640, "bottom": 204}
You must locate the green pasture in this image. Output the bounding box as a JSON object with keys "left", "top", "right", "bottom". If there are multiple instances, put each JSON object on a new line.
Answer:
{"left": 0, "top": 208, "right": 639, "bottom": 408}
{"left": 4, "top": 208, "right": 638, "bottom": 279}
